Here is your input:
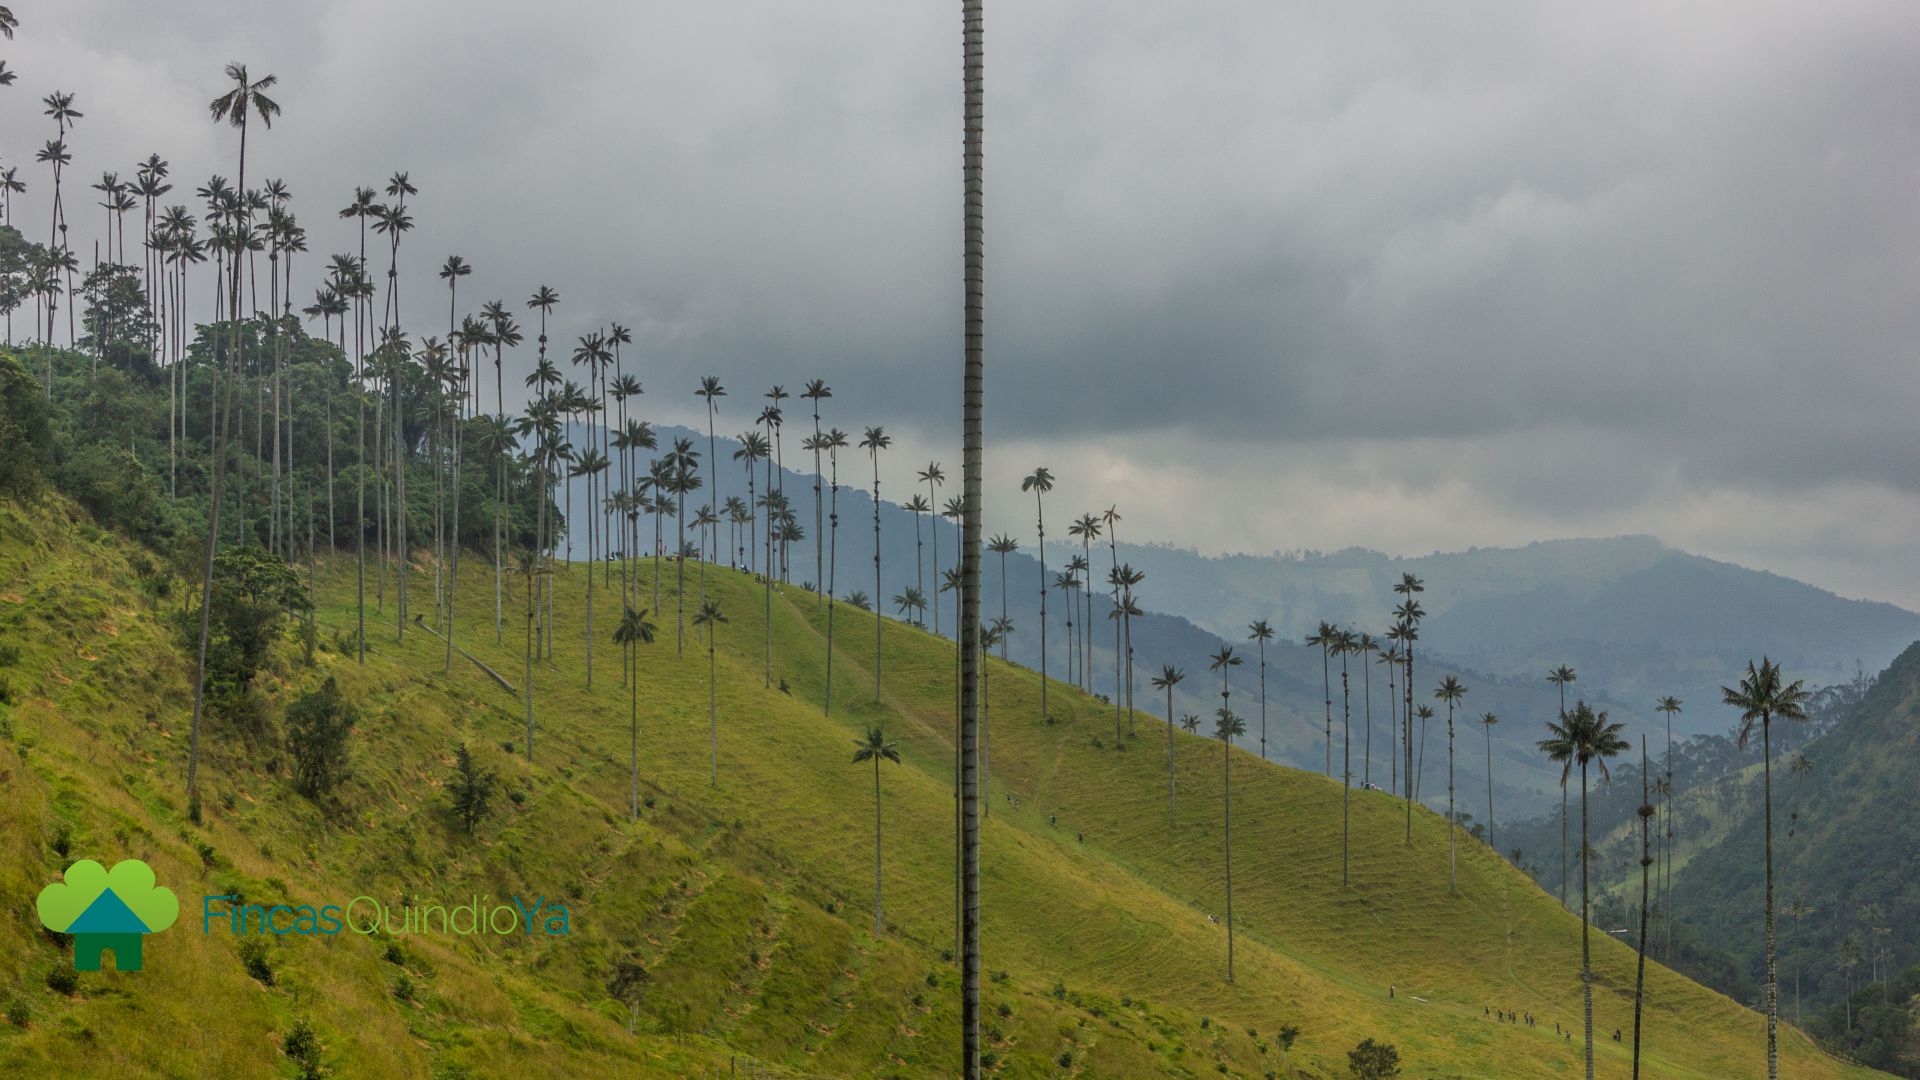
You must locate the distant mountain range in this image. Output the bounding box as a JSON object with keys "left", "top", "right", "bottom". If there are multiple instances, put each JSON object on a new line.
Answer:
{"left": 565, "top": 425, "right": 1920, "bottom": 819}
{"left": 1109, "top": 538, "right": 1920, "bottom": 739}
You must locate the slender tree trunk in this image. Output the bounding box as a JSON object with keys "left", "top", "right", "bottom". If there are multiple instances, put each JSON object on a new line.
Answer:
{"left": 1343, "top": 652, "right": 1353, "bottom": 885}
{"left": 873, "top": 755, "right": 885, "bottom": 936}
{"left": 1166, "top": 686, "right": 1177, "bottom": 824}
{"left": 1322, "top": 642, "right": 1332, "bottom": 776}
{"left": 1632, "top": 738, "right": 1651, "bottom": 1080}
{"left": 1035, "top": 494, "right": 1046, "bottom": 721}
{"left": 1485, "top": 723, "right": 1496, "bottom": 855}
{"left": 872, "top": 456, "right": 882, "bottom": 699}
{"left": 1223, "top": 735, "right": 1235, "bottom": 983}
{"left": 1445, "top": 704, "right": 1455, "bottom": 892}
{"left": 959, "top": 0, "right": 986, "bottom": 1067}
{"left": 1363, "top": 655, "right": 1373, "bottom": 783}
{"left": 709, "top": 622, "right": 719, "bottom": 785}
{"left": 1762, "top": 713, "right": 1778, "bottom": 1080}
{"left": 629, "top": 639, "right": 639, "bottom": 819}
{"left": 1581, "top": 759, "right": 1594, "bottom": 1080}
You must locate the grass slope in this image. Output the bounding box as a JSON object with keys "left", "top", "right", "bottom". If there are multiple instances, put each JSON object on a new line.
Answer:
{"left": 0, "top": 496, "right": 1883, "bottom": 1078}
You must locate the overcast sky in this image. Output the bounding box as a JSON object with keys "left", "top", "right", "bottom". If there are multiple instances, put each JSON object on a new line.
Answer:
{"left": 11, "top": 1, "right": 1920, "bottom": 607}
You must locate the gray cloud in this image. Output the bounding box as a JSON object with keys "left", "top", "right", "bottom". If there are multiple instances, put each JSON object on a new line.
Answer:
{"left": 9, "top": 0, "right": 1919, "bottom": 605}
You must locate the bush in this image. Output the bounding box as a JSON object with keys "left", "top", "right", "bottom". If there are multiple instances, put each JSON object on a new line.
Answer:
{"left": 45, "top": 963, "right": 78, "bottom": 995}
{"left": 0, "top": 352, "right": 50, "bottom": 497}
{"left": 448, "top": 744, "right": 497, "bottom": 835}
{"left": 6, "top": 995, "right": 30, "bottom": 1026}
{"left": 238, "top": 936, "right": 274, "bottom": 986}
{"left": 1347, "top": 1037, "right": 1400, "bottom": 1079}
{"left": 285, "top": 677, "right": 356, "bottom": 798}
{"left": 1277, "top": 1024, "right": 1300, "bottom": 1051}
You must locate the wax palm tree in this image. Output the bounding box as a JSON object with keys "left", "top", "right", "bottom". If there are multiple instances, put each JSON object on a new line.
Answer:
{"left": 906, "top": 494, "right": 932, "bottom": 623}
{"left": 1393, "top": 573, "right": 1425, "bottom": 824}
{"left": 986, "top": 533, "right": 1018, "bottom": 659}
{"left": 613, "top": 607, "right": 657, "bottom": 819}
{"left": 919, "top": 462, "right": 945, "bottom": 635}
{"left": 1151, "top": 665, "right": 1185, "bottom": 823}
{"left": 1539, "top": 701, "right": 1629, "bottom": 1080}
{"left": 1114, "top": 565, "right": 1146, "bottom": 735}
{"left": 1068, "top": 512, "right": 1101, "bottom": 691}
{"left": 1480, "top": 713, "right": 1500, "bottom": 855}
{"left": 1101, "top": 506, "right": 1123, "bottom": 731}
{"left": 801, "top": 379, "right": 831, "bottom": 596}
{"left": 1247, "top": 620, "right": 1273, "bottom": 759}
{"left": 1214, "top": 704, "right": 1247, "bottom": 983}
{"left": 1335, "top": 628, "right": 1361, "bottom": 882}
{"left": 852, "top": 726, "right": 903, "bottom": 936}
{"left": 1307, "top": 621, "right": 1336, "bottom": 776}
{"left": 1021, "top": 466, "right": 1055, "bottom": 718}
{"left": 822, "top": 427, "right": 850, "bottom": 715}
{"left": 859, "top": 427, "right": 892, "bottom": 698}
{"left": 573, "top": 448, "right": 610, "bottom": 684}
{"left": 733, "top": 429, "right": 768, "bottom": 571}
{"left": 1722, "top": 658, "right": 1809, "bottom": 1080}
{"left": 666, "top": 438, "right": 701, "bottom": 657}
{"left": 893, "top": 587, "right": 927, "bottom": 625}
{"left": 1354, "top": 633, "right": 1377, "bottom": 783}
{"left": 960, "top": 6, "right": 986, "bottom": 1063}
{"left": 694, "top": 598, "right": 729, "bottom": 785}
{"left": 187, "top": 63, "right": 278, "bottom": 814}
{"left": 1632, "top": 736, "right": 1654, "bottom": 1079}
{"left": 504, "top": 546, "right": 538, "bottom": 755}
{"left": 1379, "top": 642, "right": 1401, "bottom": 794}
{"left": 1547, "top": 664, "right": 1578, "bottom": 908}
{"left": 697, "top": 374, "right": 726, "bottom": 568}
{"left": 1434, "top": 675, "right": 1468, "bottom": 891}
{"left": 1655, "top": 694, "right": 1683, "bottom": 959}
{"left": 1055, "top": 571, "right": 1079, "bottom": 685}
{"left": 1413, "top": 704, "right": 1434, "bottom": 804}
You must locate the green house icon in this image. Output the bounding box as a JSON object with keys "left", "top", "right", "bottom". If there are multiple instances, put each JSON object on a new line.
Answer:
{"left": 36, "top": 859, "right": 178, "bottom": 972}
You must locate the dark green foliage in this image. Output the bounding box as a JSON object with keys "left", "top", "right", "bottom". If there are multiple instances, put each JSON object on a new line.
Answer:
{"left": 180, "top": 545, "right": 308, "bottom": 725}
{"left": 5, "top": 995, "right": 28, "bottom": 1027}
{"left": 285, "top": 677, "right": 355, "bottom": 798}
{"left": 1347, "top": 1037, "right": 1400, "bottom": 1078}
{"left": 0, "top": 352, "right": 50, "bottom": 496}
{"left": 45, "top": 963, "right": 78, "bottom": 996}
{"left": 1277, "top": 1024, "right": 1300, "bottom": 1051}
{"left": 238, "top": 936, "right": 274, "bottom": 985}
{"left": 282, "top": 1017, "right": 326, "bottom": 1080}
{"left": 448, "top": 743, "right": 497, "bottom": 836}
{"left": 78, "top": 264, "right": 158, "bottom": 369}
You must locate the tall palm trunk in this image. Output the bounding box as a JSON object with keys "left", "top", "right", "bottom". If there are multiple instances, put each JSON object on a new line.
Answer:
{"left": 870, "top": 450, "right": 883, "bottom": 699}
{"left": 1632, "top": 738, "right": 1651, "bottom": 1080}
{"left": 1484, "top": 722, "right": 1496, "bottom": 853}
{"left": 1108, "top": 527, "right": 1121, "bottom": 736}
{"left": 187, "top": 109, "right": 252, "bottom": 813}
{"left": 1362, "top": 652, "right": 1373, "bottom": 783}
{"left": 1404, "top": 650, "right": 1414, "bottom": 844}
{"left": 1762, "top": 712, "right": 1778, "bottom": 1080}
{"left": 1223, "top": 732, "right": 1235, "bottom": 983}
{"left": 826, "top": 448, "right": 840, "bottom": 715}
{"left": 872, "top": 753, "right": 885, "bottom": 935}
{"left": 1320, "top": 640, "right": 1332, "bottom": 776}
{"left": 494, "top": 344, "right": 504, "bottom": 643}
{"left": 959, "top": 0, "right": 986, "bottom": 1069}
{"left": 1165, "top": 685, "right": 1177, "bottom": 823}
{"left": 628, "top": 637, "right": 639, "bottom": 819}
{"left": 1257, "top": 639, "right": 1267, "bottom": 760}
{"left": 1034, "top": 493, "right": 1047, "bottom": 721}
{"left": 1342, "top": 651, "right": 1353, "bottom": 885}
{"left": 1581, "top": 758, "right": 1594, "bottom": 1080}
{"left": 1445, "top": 701, "right": 1455, "bottom": 892}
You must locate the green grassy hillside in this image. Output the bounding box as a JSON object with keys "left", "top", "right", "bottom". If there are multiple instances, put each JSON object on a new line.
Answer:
{"left": 0, "top": 496, "right": 1883, "bottom": 1078}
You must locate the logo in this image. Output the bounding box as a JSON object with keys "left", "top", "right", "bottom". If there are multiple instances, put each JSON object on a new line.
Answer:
{"left": 36, "top": 859, "right": 179, "bottom": 971}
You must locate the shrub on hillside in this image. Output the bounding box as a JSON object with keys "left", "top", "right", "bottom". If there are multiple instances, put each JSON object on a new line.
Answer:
{"left": 285, "top": 677, "right": 356, "bottom": 799}
{"left": 448, "top": 744, "right": 497, "bottom": 836}
{"left": 0, "top": 352, "right": 50, "bottom": 497}
{"left": 1347, "top": 1037, "right": 1400, "bottom": 1078}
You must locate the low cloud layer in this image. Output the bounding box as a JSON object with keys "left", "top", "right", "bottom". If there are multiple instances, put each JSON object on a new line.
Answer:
{"left": 11, "top": 1, "right": 1919, "bottom": 605}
